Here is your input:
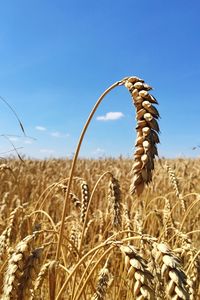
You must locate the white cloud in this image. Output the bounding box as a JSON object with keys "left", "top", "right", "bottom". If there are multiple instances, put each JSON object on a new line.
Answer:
{"left": 40, "top": 149, "right": 55, "bottom": 154}
{"left": 35, "top": 126, "right": 47, "bottom": 131}
{"left": 50, "top": 131, "right": 70, "bottom": 138}
{"left": 24, "top": 139, "right": 34, "bottom": 144}
{"left": 8, "top": 137, "right": 19, "bottom": 142}
{"left": 92, "top": 148, "right": 105, "bottom": 157}
{"left": 96, "top": 112, "right": 124, "bottom": 121}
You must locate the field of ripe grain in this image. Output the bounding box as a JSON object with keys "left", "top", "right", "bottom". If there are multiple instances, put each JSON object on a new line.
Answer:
{"left": 0, "top": 158, "right": 199, "bottom": 299}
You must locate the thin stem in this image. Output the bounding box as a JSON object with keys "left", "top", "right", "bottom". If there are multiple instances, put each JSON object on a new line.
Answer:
{"left": 56, "top": 241, "right": 113, "bottom": 300}
{"left": 74, "top": 246, "right": 114, "bottom": 300}
{"left": 55, "top": 78, "right": 126, "bottom": 262}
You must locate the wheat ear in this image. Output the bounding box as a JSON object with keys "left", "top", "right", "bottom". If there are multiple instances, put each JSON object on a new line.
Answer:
{"left": 124, "top": 76, "right": 160, "bottom": 196}
{"left": 153, "top": 242, "right": 190, "bottom": 299}
{"left": 165, "top": 162, "right": 186, "bottom": 211}
{"left": 55, "top": 76, "right": 159, "bottom": 276}
{"left": 0, "top": 229, "right": 8, "bottom": 266}
{"left": 80, "top": 180, "right": 90, "bottom": 223}
{"left": 108, "top": 175, "right": 122, "bottom": 230}
{"left": 32, "top": 260, "right": 57, "bottom": 299}
{"left": 2, "top": 232, "right": 41, "bottom": 299}
{"left": 17, "top": 247, "right": 43, "bottom": 299}
{"left": 120, "top": 244, "right": 155, "bottom": 299}
{"left": 91, "top": 259, "right": 111, "bottom": 300}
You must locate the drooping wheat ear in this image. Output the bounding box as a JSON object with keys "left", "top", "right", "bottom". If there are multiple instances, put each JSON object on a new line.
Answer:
{"left": 108, "top": 175, "right": 122, "bottom": 230}
{"left": 120, "top": 244, "right": 155, "bottom": 299}
{"left": 17, "top": 247, "right": 43, "bottom": 299}
{"left": 152, "top": 242, "right": 190, "bottom": 299}
{"left": 80, "top": 180, "right": 90, "bottom": 223}
{"left": 124, "top": 76, "right": 160, "bottom": 196}
{"left": 91, "top": 259, "right": 111, "bottom": 300}
{"left": 165, "top": 162, "right": 186, "bottom": 211}
{"left": 2, "top": 231, "right": 41, "bottom": 299}
{"left": 32, "top": 260, "right": 58, "bottom": 299}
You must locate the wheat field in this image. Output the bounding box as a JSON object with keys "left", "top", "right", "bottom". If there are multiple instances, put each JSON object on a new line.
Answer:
{"left": 0, "top": 76, "right": 199, "bottom": 299}
{"left": 0, "top": 157, "right": 199, "bottom": 299}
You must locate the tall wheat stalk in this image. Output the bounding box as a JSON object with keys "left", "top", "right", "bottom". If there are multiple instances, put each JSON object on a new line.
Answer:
{"left": 54, "top": 76, "right": 160, "bottom": 296}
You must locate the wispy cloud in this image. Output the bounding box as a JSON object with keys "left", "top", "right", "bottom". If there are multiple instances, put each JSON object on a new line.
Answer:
{"left": 96, "top": 112, "right": 124, "bottom": 121}
{"left": 50, "top": 131, "right": 70, "bottom": 138}
{"left": 8, "top": 137, "right": 20, "bottom": 142}
{"left": 35, "top": 126, "right": 47, "bottom": 131}
{"left": 24, "top": 139, "right": 34, "bottom": 144}
{"left": 92, "top": 148, "right": 105, "bottom": 156}
{"left": 40, "top": 148, "right": 55, "bottom": 154}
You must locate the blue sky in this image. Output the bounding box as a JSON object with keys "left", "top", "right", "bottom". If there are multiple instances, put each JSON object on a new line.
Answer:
{"left": 0, "top": 0, "right": 200, "bottom": 158}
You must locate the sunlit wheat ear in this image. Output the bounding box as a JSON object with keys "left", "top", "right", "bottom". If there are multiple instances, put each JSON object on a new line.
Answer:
{"left": 152, "top": 242, "right": 190, "bottom": 299}
{"left": 165, "top": 162, "right": 186, "bottom": 211}
{"left": 163, "top": 198, "right": 175, "bottom": 238}
{"left": 80, "top": 180, "right": 90, "bottom": 223}
{"left": 0, "top": 228, "right": 8, "bottom": 265}
{"left": 17, "top": 247, "right": 43, "bottom": 299}
{"left": 120, "top": 244, "right": 155, "bottom": 299}
{"left": 165, "top": 162, "right": 180, "bottom": 197}
{"left": 124, "top": 76, "right": 160, "bottom": 196}
{"left": 91, "top": 259, "right": 111, "bottom": 300}
{"left": 0, "top": 206, "right": 24, "bottom": 266}
{"left": 32, "top": 260, "right": 57, "bottom": 299}
{"left": 2, "top": 231, "right": 41, "bottom": 299}
{"left": 108, "top": 175, "right": 122, "bottom": 230}
{"left": 68, "top": 222, "right": 81, "bottom": 258}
